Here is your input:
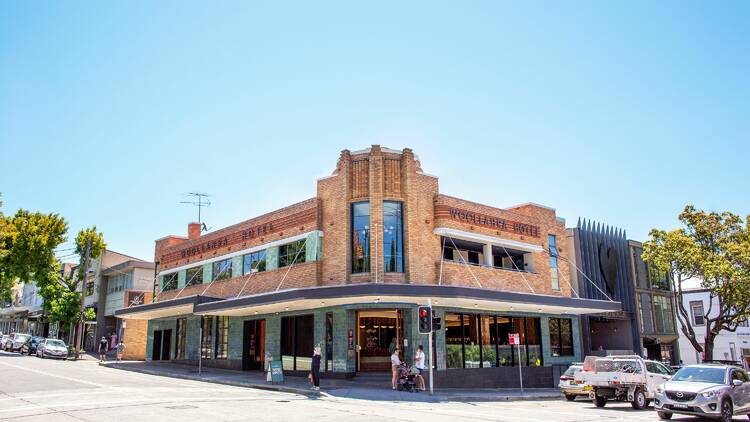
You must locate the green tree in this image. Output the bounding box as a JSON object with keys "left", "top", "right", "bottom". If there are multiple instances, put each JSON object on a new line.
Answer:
{"left": 643, "top": 205, "right": 750, "bottom": 360}
{"left": 0, "top": 209, "right": 68, "bottom": 302}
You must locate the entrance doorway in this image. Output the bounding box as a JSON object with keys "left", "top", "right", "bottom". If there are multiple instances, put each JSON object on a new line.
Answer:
{"left": 242, "top": 320, "right": 266, "bottom": 370}
{"left": 357, "top": 310, "right": 403, "bottom": 372}
{"left": 152, "top": 329, "right": 172, "bottom": 361}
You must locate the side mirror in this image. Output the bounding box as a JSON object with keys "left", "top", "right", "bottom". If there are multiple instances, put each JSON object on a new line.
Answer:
{"left": 733, "top": 379, "right": 743, "bottom": 387}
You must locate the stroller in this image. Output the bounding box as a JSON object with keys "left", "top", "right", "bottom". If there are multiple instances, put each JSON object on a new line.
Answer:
{"left": 396, "top": 363, "right": 419, "bottom": 392}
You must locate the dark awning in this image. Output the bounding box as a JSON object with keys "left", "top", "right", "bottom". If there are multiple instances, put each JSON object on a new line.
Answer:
{"left": 194, "top": 283, "right": 621, "bottom": 317}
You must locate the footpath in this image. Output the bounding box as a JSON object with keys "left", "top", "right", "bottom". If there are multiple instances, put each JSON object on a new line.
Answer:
{"left": 102, "top": 360, "right": 562, "bottom": 403}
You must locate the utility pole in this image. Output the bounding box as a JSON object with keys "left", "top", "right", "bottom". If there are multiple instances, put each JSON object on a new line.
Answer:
{"left": 75, "top": 240, "right": 92, "bottom": 360}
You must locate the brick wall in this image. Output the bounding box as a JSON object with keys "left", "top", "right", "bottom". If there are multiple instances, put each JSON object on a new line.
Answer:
{"left": 152, "top": 145, "right": 574, "bottom": 302}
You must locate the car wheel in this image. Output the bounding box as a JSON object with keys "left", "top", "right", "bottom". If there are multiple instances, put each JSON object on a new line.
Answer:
{"left": 720, "top": 400, "right": 732, "bottom": 422}
{"left": 564, "top": 394, "right": 576, "bottom": 401}
{"left": 630, "top": 388, "right": 647, "bottom": 410}
{"left": 594, "top": 395, "right": 607, "bottom": 408}
{"left": 656, "top": 411, "right": 672, "bottom": 420}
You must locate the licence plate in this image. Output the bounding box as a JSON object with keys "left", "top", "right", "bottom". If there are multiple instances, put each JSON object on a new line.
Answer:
{"left": 583, "top": 385, "right": 592, "bottom": 391}
{"left": 672, "top": 404, "right": 688, "bottom": 409}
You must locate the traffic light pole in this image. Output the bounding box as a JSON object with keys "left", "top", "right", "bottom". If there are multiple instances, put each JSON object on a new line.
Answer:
{"left": 428, "top": 299, "right": 434, "bottom": 395}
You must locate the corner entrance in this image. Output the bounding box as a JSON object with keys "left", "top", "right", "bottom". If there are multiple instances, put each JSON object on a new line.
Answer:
{"left": 357, "top": 310, "right": 403, "bottom": 372}
{"left": 242, "top": 320, "right": 266, "bottom": 370}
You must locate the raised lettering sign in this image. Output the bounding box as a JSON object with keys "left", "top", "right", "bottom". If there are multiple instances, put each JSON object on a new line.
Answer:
{"left": 447, "top": 207, "right": 540, "bottom": 238}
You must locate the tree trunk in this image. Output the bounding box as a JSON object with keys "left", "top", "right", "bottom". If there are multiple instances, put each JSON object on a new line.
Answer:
{"left": 703, "top": 333, "right": 715, "bottom": 361}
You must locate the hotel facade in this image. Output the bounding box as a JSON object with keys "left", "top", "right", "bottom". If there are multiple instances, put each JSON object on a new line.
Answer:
{"left": 117, "top": 146, "right": 619, "bottom": 388}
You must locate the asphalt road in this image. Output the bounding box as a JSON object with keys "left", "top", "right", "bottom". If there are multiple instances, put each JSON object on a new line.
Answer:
{"left": 0, "top": 350, "right": 739, "bottom": 421}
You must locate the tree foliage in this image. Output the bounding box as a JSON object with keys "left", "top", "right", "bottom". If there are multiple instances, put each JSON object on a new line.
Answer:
{"left": 0, "top": 209, "right": 68, "bottom": 302}
{"left": 0, "top": 205, "right": 104, "bottom": 333}
{"left": 642, "top": 205, "right": 750, "bottom": 360}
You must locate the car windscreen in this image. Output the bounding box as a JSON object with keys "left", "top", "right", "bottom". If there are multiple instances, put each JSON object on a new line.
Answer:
{"left": 47, "top": 340, "right": 66, "bottom": 348}
{"left": 671, "top": 367, "right": 726, "bottom": 384}
{"left": 15, "top": 334, "right": 30, "bottom": 342}
{"left": 563, "top": 366, "right": 582, "bottom": 376}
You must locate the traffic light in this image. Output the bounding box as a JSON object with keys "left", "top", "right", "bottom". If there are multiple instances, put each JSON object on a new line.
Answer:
{"left": 418, "top": 306, "right": 432, "bottom": 334}
{"left": 432, "top": 315, "right": 442, "bottom": 330}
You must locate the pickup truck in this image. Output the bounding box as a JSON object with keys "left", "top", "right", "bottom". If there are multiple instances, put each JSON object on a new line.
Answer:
{"left": 574, "top": 355, "right": 674, "bottom": 409}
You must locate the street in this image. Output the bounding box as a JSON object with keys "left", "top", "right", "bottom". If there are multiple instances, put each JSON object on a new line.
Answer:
{"left": 0, "top": 351, "right": 738, "bottom": 422}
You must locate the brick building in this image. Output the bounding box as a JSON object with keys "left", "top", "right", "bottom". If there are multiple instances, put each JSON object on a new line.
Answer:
{"left": 117, "top": 146, "right": 619, "bottom": 388}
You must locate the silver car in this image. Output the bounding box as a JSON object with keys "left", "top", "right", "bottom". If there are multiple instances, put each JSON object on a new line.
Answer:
{"left": 36, "top": 338, "right": 68, "bottom": 360}
{"left": 654, "top": 363, "right": 750, "bottom": 421}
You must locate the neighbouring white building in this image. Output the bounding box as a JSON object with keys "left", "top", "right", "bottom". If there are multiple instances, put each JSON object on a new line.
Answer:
{"left": 677, "top": 287, "right": 750, "bottom": 368}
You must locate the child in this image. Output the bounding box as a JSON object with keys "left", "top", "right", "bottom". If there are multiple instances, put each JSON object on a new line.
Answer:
{"left": 116, "top": 341, "right": 125, "bottom": 361}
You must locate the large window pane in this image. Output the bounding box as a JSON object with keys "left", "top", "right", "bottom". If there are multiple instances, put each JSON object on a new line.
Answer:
{"left": 512, "top": 317, "right": 527, "bottom": 366}
{"left": 175, "top": 318, "right": 187, "bottom": 360}
{"left": 243, "top": 250, "right": 266, "bottom": 274}
{"left": 212, "top": 259, "right": 232, "bottom": 281}
{"left": 463, "top": 315, "right": 480, "bottom": 368}
{"left": 201, "top": 316, "right": 213, "bottom": 359}
{"left": 351, "top": 202, "right": 370, "bottom": 273}
{"left": 383, "top": 201, "right": 404, "bottom": 272}
{"left": 186, "top": 267, "right": 203, "bottom": 286}
{"left": 549, "top": 318, "right": 573, "bottom": 357}
{"left": 215, "top": 316, "right": 228, "bottom": 359}
{"left": 279, "top": 240, "right": 306, "bottom": 268}
{"left": 445, "top": 314, "right": 463, "bottom": 368}
{"left": 481, "top": 316, "right": 497, "bottom": 367}
{"left": 526, "top": 317, "right": 542, "bottom": 366}
{"left": 162, "top": 273, "right": 178, "bottom": 291}
{"left": 281, "top": 317, "right": 295, "bottom": 370}
{"left": 497, "top": 317, "right": 512, "bottom": 366}
{"left": 280, "top": 315, "right": 314, "bottom": 371}
{"left": 295, "top": 315, "right": 314, "bottom": 371}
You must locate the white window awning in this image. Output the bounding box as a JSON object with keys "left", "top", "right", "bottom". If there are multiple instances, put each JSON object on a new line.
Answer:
{"left": 433, "top": 227, "right": 544, "bottom": 253}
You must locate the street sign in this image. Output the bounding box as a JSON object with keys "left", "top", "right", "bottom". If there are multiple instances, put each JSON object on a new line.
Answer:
{"left": 509, "top": 333, "right": 524, "bottom": 394}
{"left": 269, "top": 360, "right": 284, "bottom": 384}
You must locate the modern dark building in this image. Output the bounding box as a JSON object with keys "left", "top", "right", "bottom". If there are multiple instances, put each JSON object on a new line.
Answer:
{"left": 567, "top": 219, "right": 641, "bottom": 357}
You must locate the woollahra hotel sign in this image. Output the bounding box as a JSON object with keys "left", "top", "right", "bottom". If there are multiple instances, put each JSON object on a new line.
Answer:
{"left": 445, "top": 207, "right": 540, "bottom": 238}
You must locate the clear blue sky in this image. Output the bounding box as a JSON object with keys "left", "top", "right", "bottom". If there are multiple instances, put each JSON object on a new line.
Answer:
{"left": 1, "top": 1, "right": 748, "bottom": 263}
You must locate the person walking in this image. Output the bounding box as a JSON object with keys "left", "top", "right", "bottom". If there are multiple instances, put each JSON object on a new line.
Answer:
{"left": 116, "top": 341, "right": 125, "bottom": 361}
{"left": 310, "top": 346, "right": 322, "bottom": 391}
{"left": 98, "top": 336, "right": 108, "bottom": 363}
{"left": 414, "top": 345, "right": 426, "bottom": 391}
{"left": 391, "top": 347, "right": 401, "bottom": 390}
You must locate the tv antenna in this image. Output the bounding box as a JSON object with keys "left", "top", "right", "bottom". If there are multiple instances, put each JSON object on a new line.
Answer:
{"left": 180, "top": 192, "right": 211, "bottom": 226}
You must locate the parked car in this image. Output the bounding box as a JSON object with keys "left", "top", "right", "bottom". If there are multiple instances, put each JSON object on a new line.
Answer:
{"left": 559, "top": 363, "right": 586, "bottom": 401}
{"left": 654, "top": 363, "right": 750, "bottom": 421}
{"left": 575, "top": 355, "right": 673, "bottom": 409}
{"left": 0, "top": 334, "right": 9, "bottom": 350}
{"left": 7, "top": 333, "right": 31, "bottom": 353}
{"left": 21, "top": 336, "right": 45, "bottom": 356}
{"left": 36, "top": 338, "right": 68, "bottom": 360}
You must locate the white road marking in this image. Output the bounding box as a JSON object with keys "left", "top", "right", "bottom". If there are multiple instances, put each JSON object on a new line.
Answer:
{"left": 0, "top": 360, "right": 108, "bottom": 388}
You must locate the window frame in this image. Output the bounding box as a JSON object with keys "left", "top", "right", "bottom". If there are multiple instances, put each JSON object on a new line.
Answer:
{"left": 212, "top": 259, "right": 233, "bottom": 282}
{"left": 214, "top": 316, "right": 229, "bottom": 359}
{"left": 548, "top": 317, "right": 574, "bottom": 357}
{"left": 185, "top": 266, "right": 204, "bottom": 287}
{"left": 200, "top": 316, "right": 214, "bottom": 359}
{"left": 351, "top": 201, "right": 371, "bottom": 274}
{"left": 382, "top": 201, "right": 404, "bottom": 273}
{"left": 279, "top": 239, "right": 306, "bottom": 268}
{"left": 690, "top": 300, "right": 705, "bottom": 326}
{"left": 242, "top": 250, "right": 267, "bottom": 275}
{"left": 161, "top": 273, "right": 178, "bottom": 292}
